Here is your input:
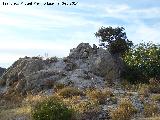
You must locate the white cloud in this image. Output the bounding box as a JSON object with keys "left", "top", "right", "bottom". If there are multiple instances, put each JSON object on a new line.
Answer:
{"left": 0, "top": 39, "right": 66, "bottom": 50}
{"left": 0, "top": 4, "right": 102, "bottom": 31}
{"left": 135, "top": 25, "right": 160, "bottom": 44}
{"left": 0, "top": 0, "right": 160, "bottom": 68}
{"left": 105, "top": 4, "right": 130, "bottom": 14}
{"left": 81, "top": 3, "right": 159, "bottom": 22}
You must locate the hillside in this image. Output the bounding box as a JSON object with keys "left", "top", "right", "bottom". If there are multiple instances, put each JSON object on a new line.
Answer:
{"left": 0, "top": 43, "right": 159, "bottom": 120}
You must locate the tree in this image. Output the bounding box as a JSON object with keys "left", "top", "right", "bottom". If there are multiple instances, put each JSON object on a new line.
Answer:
{"left": 122, "top": 42, "right": 160, "bottom": 83}
{"left": 95, "top": 26, "right": 133, "bottom": 55}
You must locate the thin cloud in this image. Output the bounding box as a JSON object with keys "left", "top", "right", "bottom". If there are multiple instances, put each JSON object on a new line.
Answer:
{"left": 0, "top": 0, "right": 160, "bottom": 67}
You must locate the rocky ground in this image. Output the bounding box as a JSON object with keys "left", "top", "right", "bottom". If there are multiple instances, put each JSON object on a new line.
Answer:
{"left": 0, "top": 43, "right": 159, "bottom": 120}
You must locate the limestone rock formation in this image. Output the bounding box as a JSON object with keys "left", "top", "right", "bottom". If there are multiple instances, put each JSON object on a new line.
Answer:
{"left": 0, "top": 43, "right": 124, "bottom": 95}
{"left": 67, "top": 43, "right": 123, "bottom": 79}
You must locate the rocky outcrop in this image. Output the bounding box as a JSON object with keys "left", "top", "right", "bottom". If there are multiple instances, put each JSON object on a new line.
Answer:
{"left": 0, "top": 43, "right": 124, "bottom": 95}
{"left": 0, "top": 67, "right": 6, "bottom": 77}
{"left": 67, "top": 43, "right": 123, "bottom": 80}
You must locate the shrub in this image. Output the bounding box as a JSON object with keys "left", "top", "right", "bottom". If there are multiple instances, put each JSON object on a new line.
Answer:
{"left": 54, "top": 83, "right": 66, "bottom": 92}
{"left": 62, "top": 96, "right": 100, "bottom": 120}
{"left": 144, "top": 103, "right": 159, "bottom": 117}
{"left": 58, "top": 87, "right": 84, "bottom": 98}
{"left": 86, "top": 89, "right": 114, "bottom": 104}
{"left": 149, "top": 85, "right": 160, "bottom": 94}
{"left": 122, "top": 42, "right": 160, "bottom": 83}
{"left": 121, "top": 80, "right": 139, "bottom": 91}
{"left": 111, "top": 99, "right": 137, "bottom": 120}
{"left": 152, "top": 94, "right": 160, "bottom": 102}
{"left": 138, "top": 84, "right": 150, "bottom": 97}
{"left": 23, "top": 94, "right": 45, "bottom": 107}
{"left": 31, "top": 96, "right": 74, "bottom": 120}
{"left": 149, "top": 78, "right": 160, "bottom": 93}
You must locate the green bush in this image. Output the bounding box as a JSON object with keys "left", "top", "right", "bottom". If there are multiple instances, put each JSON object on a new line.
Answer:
{"left": 31, "top": 96, "right": 74, "bottom": 120}
{"left": 122, "top": 42, "right": 160, "bottom": 83}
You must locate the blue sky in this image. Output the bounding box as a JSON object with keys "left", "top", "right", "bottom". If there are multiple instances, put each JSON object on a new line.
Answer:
{"left": 0, "top": 0, "right": 160, "bottom": 68}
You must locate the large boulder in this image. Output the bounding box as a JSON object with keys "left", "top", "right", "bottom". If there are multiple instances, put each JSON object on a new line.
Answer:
{"left": 67, "top": 43, "right": 124, "bottom": 80}
{"left": 0, "top": 57, "right": 48, "bottom": 94}
{"left": 0, "top": 43, "right": 124, "bottom": 95}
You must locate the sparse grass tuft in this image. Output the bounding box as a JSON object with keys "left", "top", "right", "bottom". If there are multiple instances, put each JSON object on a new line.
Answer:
{"left": 86, "top": 89, "right": 114, "bottom": 104}
{"left": 62, "top": 96, "right": 100, "bottom": 120}
{"left": 144, "top": 102, "right": 159, "bottom": 117}
{"left": 54, "top": 83, "right": 66, "bottom": 92}
{"left": 58, "top": 87, "right": 84, "bottom": 98}
{"left": 152, "top": 94, "right": 160, "bottom": 102}
{"left": 0, "top": 106, "right": 31, "bottom": 120}
{"left": 138, "top": 84, "right": 150, "bottom": 97}
{"left": 111, "top": 99, "right": 137, "bottom": 120}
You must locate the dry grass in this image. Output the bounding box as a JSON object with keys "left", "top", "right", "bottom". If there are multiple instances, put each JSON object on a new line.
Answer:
{"left": 22, "top": 94, "right": 45, "bottom": 106}
{"left": 138, "top": 84, "right": 150, "bottom": 97}
{"left": 58, "top": 87, "right": 84, "bottom": 98}
{"left": 86, "top": 89, "right": 114, "bottom": 104}
{"left": 54, "top": 83, "right": 66, "bottom": 92}
{"left": 0, "top": 106, "right": 32, "bottom": 120}
{"left": 151, "top": 94, "right": 160, "bottom": 102}
{"left": 144, "top": 103, "right": 159, "bottom": 117}
{"left": 62, "top": 96, "right": 100, "bottom": 120}
{"left": 0, "top": 84, "right": 160, "bottom": 120}
{"left": 0, "top": 93, "right": 45, "bottom": 120}
{"left": 110, "top": 99, "right": 137, "bottom": 120}
{"left": 142, "top": 116, "right": 160, "bottom": 120}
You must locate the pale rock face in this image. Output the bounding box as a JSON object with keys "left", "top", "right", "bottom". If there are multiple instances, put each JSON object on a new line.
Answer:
{"left": 58, "top": 69, "right": 105, "bottom": 89}
{"left": 68, "top": 43, "right": 123, "bottom": 79}
{"left": 0, "top": 43, "right": 124, "bottom": 94}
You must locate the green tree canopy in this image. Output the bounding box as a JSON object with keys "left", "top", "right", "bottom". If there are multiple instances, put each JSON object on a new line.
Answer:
{"left": 122, "top": 42, "right": 160, "bottom": 83}
{"left": 95, "top": 26, "right": 133, "bottom": 55}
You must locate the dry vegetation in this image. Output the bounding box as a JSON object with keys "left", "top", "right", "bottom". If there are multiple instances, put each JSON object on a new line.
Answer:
{"left": 110, "top": 99, "right": 137, "bottom": 120}
{"left": 0, "top": 83, "right": 160, "bottom": 120}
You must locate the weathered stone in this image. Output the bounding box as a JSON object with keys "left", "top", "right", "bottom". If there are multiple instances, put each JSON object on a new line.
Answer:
{"left": 68, "top": 43, "right": 124, "bottom": 80}
{"left": 58, "top": 69, "right": 105, "bottom": 89}
{"left": 68, "top": 43, "right": 93, "bottom": 59}
{"left": 64, "top": 62, "right": 77, "bottom": 71}
{"left": 0, "top": 43, "right": 124, "bottom": 94}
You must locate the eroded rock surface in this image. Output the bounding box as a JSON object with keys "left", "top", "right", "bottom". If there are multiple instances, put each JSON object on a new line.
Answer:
{"left": 0, "top": 43, "right": 124, "bottom": 94}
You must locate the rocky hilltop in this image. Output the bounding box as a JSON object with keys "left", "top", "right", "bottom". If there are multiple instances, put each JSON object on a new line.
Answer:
{"left": 0, "top": 43, "right": 123, "bottom": 95}
{"left": 0, "top": 67, "right": 6, "bottom": 77}
{"left": 0, "top": 43, "right": 160, "bottom": 120}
